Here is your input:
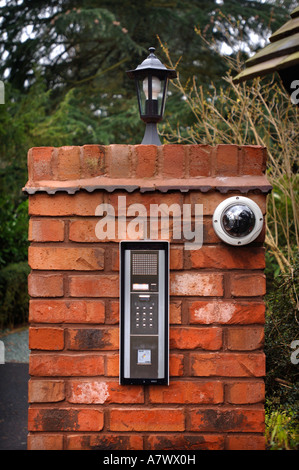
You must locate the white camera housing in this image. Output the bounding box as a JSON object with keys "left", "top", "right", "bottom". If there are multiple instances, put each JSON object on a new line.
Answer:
{"left": 213, "top": 196, "right": 264, "bottom": 246}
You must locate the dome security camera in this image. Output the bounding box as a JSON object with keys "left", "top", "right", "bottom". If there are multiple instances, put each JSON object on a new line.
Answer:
{"left": 213, "top": 196, "right": 264, "bottom": 246}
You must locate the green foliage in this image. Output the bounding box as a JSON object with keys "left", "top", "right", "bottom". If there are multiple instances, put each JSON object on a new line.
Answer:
{"left": 0, "top": 198, "right": 29, "bottom": 268}
{"left": 0, "top": 262, "right": 30, "bottom": 329}
{"left": 265, "top": 407, "right": 299, "bottom": 450}
{"left": 265, "top": 258, "right": 299, "bottom": 408}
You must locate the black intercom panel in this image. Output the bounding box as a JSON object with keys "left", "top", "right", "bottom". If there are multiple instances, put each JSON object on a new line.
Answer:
{"left": 120, "top": 240, "right": 169, "bottom": 385}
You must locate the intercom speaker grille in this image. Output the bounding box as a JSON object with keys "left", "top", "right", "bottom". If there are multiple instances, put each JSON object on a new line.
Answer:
{"left": 131, "top": 252, "right": 158, "bottom": 276}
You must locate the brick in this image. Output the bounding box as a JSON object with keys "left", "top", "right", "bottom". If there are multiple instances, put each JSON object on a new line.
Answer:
{"left": 28, "top": 273, "right": 64, "bottom": 298}
{"left": 29, "top": 354, "right": 105, "bottom": 377}
{"left": 226, "top": 381, "right": 265, "bottom": 404}
{"left": 107, "top": 191, "right": 183, "bottom": 215}
{"left": 106, "top": 354, "right": 119, "bottom": 377}
{"left": 171, "top": 272, "right": 223, "bottom": 296}
{"left": 29, "top": 246, "right": 104, "bottom": 271}
{"left": 133, "top": 145, "right": 157, "bottom": 177}
{"left": 170, "top": 301, "right": 182, "bottom": 324}
{"left": 29, "top": 147, "right": 53, "bottom": 181}
{"left": 29, "top": 299, "right": 105, "bottom": 324}
{"left": 69, "top": 275, "right": 119, "bottom": 297}
{"left": 190, "top": 246, "right": 265, "bottom": 270}
{"left": 189, "top": 301, "right": 265, "bottom": 325}
{"left": 107, "top": 145, "right": 131, "bottom": 178}
{"left": 147, "top": 434, "right": 224, "bottom": 451}
{"left": 107, "top": 300, "right": 119, "bottom": 324}
{"left": 28, "top": 407, "right": 103, "bottom": 432}
{"left": 57, "top": 146, "right": 81, "bottom": 180}
{"left": 170, "top": 327, "right": 222, "bottom": 350}
{"left": 28, "top": 379, "right": 65, "bottom": 403}
{"left": 29, "top": 327, "right": 64, "bottom": 350}
{"left": 226, "top": 434, "right": 265, "bottom": 450}
{"left": 188, "top": 145, "right": 212, "bottom": 177}
{"left": 189, "top": 407, "right": 264, "bottom": 432}
{"left": 169, "top": 354, "right": 184, "bottom": 376}
{"left": 66, "top": 434, "right": 143, "bottom": 451}
{"left": 29, "top": 192, "right": 104, "bottom": 216}
{"left": 81, "top": 144, "right": 105, "bottom": 177}
{"left": 170, "top": 246, "right": 184, "bottom": 270}
{"left": 148, "top": 380, "right": 223, "bottom": 404}
{"left": 27, "top": 434, "right": 64, "bottom": 450}
{"left": 230, "top": 273, "right": 266, "bottom": 297}
{"left": 227, "top": 327, "right": 264, "bottom": 350}
{"left": 67, "top": 327, "right": 119, "bottom": 350}
{"left": 109, "top": 408, "right": 185, "bottom": 432}
{"left": 68, "top": 379, "right": 144, "bottom": 404}
{"left": 215, "top": 144, "right": 239, "bottom": 176}
{"left": 162, "top": 145, "right": 185, "bottom": 178}
{"left": 29, "top": 219, "right": 65, "bottom": 242}
{"left": 189, "top": 192, "right": 267, "bottom": 216}
{"left": 191, "top": 352, "right": 265, "bottom": 377}
{"left": 241, "top": 145, "right": 267, "bottom": 176}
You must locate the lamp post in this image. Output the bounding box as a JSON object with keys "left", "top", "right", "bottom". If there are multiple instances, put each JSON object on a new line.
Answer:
{"left": 126, "top": 47, "right": 177, "bottom": 145}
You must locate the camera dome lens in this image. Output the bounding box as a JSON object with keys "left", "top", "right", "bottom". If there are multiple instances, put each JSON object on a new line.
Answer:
{"left": 222, "top": 204, "right": 255, "bottom": 238}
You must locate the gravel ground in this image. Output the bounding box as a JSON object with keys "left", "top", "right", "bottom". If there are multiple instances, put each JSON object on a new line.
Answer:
{"left": 0, "top": 327, "right": 29, "bottom": 363}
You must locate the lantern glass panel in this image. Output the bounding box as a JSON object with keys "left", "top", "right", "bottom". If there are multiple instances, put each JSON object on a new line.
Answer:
{"left": 136, "top": 74, "right": 167, "bottom": 121}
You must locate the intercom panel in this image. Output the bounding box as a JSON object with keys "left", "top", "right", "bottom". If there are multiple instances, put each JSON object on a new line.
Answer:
{"left": 120, "top": 240, "right": 169, "bottom": 385}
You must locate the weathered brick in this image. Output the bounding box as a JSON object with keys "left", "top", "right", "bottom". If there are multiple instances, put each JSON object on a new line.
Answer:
{"left": 66, "top": 434, "right": 143, "bottom": 451}
{"left": 57, "top": 146, "right": 81, "bottom": 180}
{"left": 241, "top": 145, "right": 267, "bottom": 176}
{"left": 28, "top": 273, "right": 64, "bottom": 298}
{"left": 27, "top": 433, "right": 64, "bottom": 450}
{"left": 226, "top": 381, "right": 265, "bottom": 404}
{"left": 148, "top": 380, "right": 223, "bottom": 404}
{"left": 189, "top": 407, "right": 264, "bottom": 432}
{"left": 29, "top": 246, "right": 104, "bottom": 271}
{"left": 29, "top": 299, "right": 105, "bottom": 324}
{"left": 226, "top": 434, "right": 265, "bottom": 450}
{"left": 69, "top": 275, "right": 119, "bottom": 297}
{"left": 29, "top": 219, "right": 65, "bottom": 242}
{"left": 28, "top": 407, "right": 103, "bottom": 432}
{"left": 190, "top": 246, "right": 265, "bottom": 270}
{"left": 189, "top": 301, "right": 265, "bottom": 325}
{"left": 170, "top": 327, "right": 222, "bottom": 350}
{"left": 106, "top": 145, "right": 131, "bottom": 178}
{"left": 162, "top": 145, "right": 185, "bottom": 178}
{"left": 133, "top": 145, "right": 157, "bottom": 178}
{"left": 67, "top": 327, "right": 119, "bottom": 350}
{"left": 230, "top": 273, "right": 266, "bottom": 297}
{"left": 29, "top": 147, "right": 53, "bottom": 181}
{"left": 147, "top": 434, "right": 224, "bottom": 450}
{"left": 29, "top": 192, "right": 104, "bottom": 216}
{"left": 171, "top": 272, "right": 223, "bottom": 296}
{"left": 81, "top": 144, "right": 105, "bottom": 177}
{"left": 68, "top": 379, "right": 144, "bottom": 404}
{"left": 29, "top": 327, "right": 64, "bottom": 350}
{"left": 190, "top": 352, "right": 265, "bottom": 377}
{"left": 28, "top": 379, "right": 65, "bottom": 403}
{"left": 188, "top": 144, "right": 212, "bottom": 177}
{"left": 109, "top": 408, "right": 185, "bottom": 432}
{"left": 29, "top": 354, "right": 105, "bottom": 377}
{"left": 215, "top": 144, "right": 239, "bottom": 176}
{"left": 227, "top": 327, "right": 264, "bottom": 350}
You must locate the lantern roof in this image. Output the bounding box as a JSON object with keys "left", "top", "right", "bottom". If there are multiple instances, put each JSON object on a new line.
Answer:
{"left": 126, "top": 47, "right": 177, "bottom": 80}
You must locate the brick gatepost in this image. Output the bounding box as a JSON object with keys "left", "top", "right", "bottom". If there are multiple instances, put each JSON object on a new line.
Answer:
{"left": 24, "top": 144, "right": 271, "bottom": 450}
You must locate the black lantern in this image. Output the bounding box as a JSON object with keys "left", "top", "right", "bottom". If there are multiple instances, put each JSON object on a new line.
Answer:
{"left": 126, "top": 47, "right": 177, "bottom": 145}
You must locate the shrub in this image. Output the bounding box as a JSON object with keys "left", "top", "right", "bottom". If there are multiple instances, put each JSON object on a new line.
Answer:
{"left": 0, "top": 262, "right": 30, "bottom": 329}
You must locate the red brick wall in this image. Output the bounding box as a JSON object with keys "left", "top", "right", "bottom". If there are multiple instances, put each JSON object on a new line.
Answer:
{"left": 25, "top": 144, "right": 270, "bottom": 451}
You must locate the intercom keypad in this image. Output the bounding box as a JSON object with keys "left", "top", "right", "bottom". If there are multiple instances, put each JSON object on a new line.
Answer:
{"left": 131, "top": 293, "right": 158, "bottom": 335}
